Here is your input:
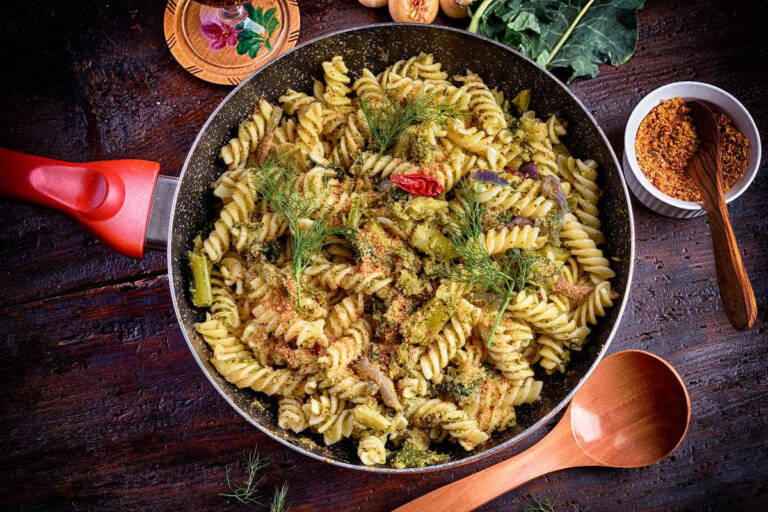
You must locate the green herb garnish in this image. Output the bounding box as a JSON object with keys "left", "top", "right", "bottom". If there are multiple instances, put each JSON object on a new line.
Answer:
{"left": 443, "top": 187, "right": 534, "bottom": 346}
{"left": 524, "top": 491, "right": 560, "bottom": 512}
{"left": 251, "top": 155, "right": 349, "bottom": 310}
{"left": 220, "top": 448, "right": 290, "bottom": 511}
{"left": 361, "top": 93, "right": 464, "bottom": 156}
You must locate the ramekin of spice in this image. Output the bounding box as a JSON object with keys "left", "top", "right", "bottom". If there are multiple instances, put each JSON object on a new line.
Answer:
{"left": 623, "top": 82, "right": 761, "bottom": 218}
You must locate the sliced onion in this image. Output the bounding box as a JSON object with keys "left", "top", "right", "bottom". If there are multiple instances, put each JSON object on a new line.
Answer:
{"left": 505, "top": 217, "right": 535, "bottom": 228}
{"left": 472, "top": 170, "right": 510, "bottom": 186}
{"left": 521, "top": 163, "right": 540, "bottom": 179}
{"left": 354, "top": 356, "right": 402, "bottom": 410}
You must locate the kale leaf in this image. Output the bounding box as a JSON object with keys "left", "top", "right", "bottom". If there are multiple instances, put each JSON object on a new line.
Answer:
{"left": 469, "top": 0, "right": 645, "bottom": 82}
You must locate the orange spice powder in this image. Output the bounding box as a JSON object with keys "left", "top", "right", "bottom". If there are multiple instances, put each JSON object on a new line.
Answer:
{"left": 635, "top": 97, "right": 751, "bottom": 202}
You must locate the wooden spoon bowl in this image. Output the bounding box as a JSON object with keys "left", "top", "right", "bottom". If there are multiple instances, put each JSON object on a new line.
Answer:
{"left": 571, "top": 350, "right": 690, "bottom": 467}
{"left": 395, "top": 351, "right": 691, "bottom": 512}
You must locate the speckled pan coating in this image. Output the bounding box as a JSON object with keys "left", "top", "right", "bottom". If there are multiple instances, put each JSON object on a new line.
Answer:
{"left": 167, "top": 24, "right": 634, "bottom": 473}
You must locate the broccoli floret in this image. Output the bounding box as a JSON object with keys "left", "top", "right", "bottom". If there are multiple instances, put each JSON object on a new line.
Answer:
{"left": 258, "top": 241, "right": 282, "bottom": 263}
{"left": 391, "top": 446, "right": 450, "bottom": 469}
{"left": 437, "top": 366, "right": 483, "bottom": 400}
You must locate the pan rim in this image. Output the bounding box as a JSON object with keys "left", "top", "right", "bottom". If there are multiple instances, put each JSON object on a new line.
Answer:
{"left": 167, "top": 22, "right": 636, "bottom": 474}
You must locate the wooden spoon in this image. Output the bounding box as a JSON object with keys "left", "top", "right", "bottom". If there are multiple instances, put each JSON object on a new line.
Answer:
{"left": 394, "top": 350, "right": 690, "bottom": 512}
{"left": 684, "top": 100, "right": 756, "bottom": 330}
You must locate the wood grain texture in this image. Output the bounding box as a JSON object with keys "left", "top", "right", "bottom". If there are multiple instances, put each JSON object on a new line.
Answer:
{"left": 0, "top": 0, "right": 767, "bottom": 510}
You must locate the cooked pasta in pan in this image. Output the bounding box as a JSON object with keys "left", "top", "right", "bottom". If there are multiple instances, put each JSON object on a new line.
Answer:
{"left": 188, "top": 53, "right": 617, "bottom": 468}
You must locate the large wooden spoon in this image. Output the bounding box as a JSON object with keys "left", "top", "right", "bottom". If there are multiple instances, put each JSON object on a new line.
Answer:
{"left": 394, "top": 350, "right": 690, "bottom": 512}
{"left": 685, "top": 100, "right": 756, "bottom": 330}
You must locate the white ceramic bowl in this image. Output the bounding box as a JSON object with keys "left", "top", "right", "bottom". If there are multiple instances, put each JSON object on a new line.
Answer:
{"left": 623, "top": 81, "right": 761, "bottom": 218}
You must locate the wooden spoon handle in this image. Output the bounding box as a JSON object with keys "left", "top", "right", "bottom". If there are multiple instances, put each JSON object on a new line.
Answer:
{"left": 393, "top": 413, "right": 593, "bottom": 512}
{"left": 702, "top": 191, "right": 757, "bottom": 330}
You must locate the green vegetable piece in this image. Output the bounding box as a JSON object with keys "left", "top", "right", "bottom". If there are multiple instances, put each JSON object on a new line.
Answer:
{"left": 511, "top": 89, "right": 531, "bottom": 115}
{"left": 188, "top": 251, "right": 213, "bottom": 308}
{"left": 468, "top": 0, "right": 645, "bottom": 82}
{"left": 401, "top": 282, "right": 462, "bottom": 345}
{"left": 410, "top": 224, "right": 458, "bottom": 261}
{"left": 391, "top": 446, "right": 451, "bottom": 469}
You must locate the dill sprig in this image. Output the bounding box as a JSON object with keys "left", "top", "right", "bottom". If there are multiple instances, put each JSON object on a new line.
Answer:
{"left": 361, "top": 93, "right": 464, "bottom": 156}
{"left": 251, "top": 155, "right": 349, "bottom": 310}
{"left": 270, "top": 482, "right": 290, "bottom": 512}
{"left": 444, "top": 187, "right": 534, "bottom": 346}
{"left": 220, "top": 448, "right": 290, "bottom": 511}
{"left": 524, "top": 491, "right": 560, "bottom": 512}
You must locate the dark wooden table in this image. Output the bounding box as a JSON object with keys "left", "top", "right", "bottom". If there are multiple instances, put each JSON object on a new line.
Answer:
{"left": 1, "top": 1, "right": 766, "bottom": 510}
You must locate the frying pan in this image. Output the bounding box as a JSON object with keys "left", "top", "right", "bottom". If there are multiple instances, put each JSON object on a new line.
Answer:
{"left": 0, "top": 24, "right": 634, "bottom": 473}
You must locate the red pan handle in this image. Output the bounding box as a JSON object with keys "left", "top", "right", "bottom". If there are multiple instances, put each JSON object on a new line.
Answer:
{"left": 0, "top": 148, "right": 161, "bottom": 258}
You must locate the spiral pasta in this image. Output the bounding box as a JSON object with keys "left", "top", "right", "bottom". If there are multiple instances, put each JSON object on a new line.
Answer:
{"left": 408, "top": 398, "right": 489, "bottom": 450}
{"left": 480, "top": 225, "right": 544, "bottom": 254}
{"left": 358, "top": 433, "right": 387, "bottom": 466}
{"left": 191, "top": 54, "right": 618, "bottom": 468}
{"left": 419, "top": 299, "right": 481, "bottom": 383}
{"left": 322, "top": 56, "right": 353, "bottom": 111}
{"left": 278, "top": 397, "right": 309, "bottom": 433}
{"left": 220, "top": 99, "right": 276, "bottom": 169}
{"left": 560, "top": 213, "right": 615, "bottom": 281}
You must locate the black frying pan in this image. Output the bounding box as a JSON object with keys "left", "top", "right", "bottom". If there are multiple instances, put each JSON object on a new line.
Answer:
{"left": 0, "top": 24, "right": 634, "bottom": 473}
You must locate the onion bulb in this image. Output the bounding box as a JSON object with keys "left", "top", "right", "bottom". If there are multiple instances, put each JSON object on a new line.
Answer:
{"left": 439, "top": 0, "right": 468, "bottom": 18}
{"left": 389, "top": 0, "right": 439, "bottom": 23}
{"left": 359, "top": 0, "right": 388, "bottom": 8}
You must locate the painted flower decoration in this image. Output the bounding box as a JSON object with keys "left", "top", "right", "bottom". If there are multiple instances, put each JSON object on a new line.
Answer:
{"left": 236, "top": 5, "right": 281, "bottom": 58}
{"left": 200, "top": 13, "right": 239, "bottom": 50}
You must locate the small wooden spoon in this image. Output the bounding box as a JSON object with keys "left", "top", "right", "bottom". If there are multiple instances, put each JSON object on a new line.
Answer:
{"left": 685, "top": 100, "right": 756, "bottom": 330}
{"left": 394, "top": 351, "right": 691, "bottom": 512}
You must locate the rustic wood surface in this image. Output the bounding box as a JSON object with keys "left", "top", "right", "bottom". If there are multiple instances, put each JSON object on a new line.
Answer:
{"left": 0, "top": 0, "right": 766, "bottom": 510}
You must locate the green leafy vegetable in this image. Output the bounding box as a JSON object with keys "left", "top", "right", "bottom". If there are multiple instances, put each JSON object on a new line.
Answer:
{"left": 251, "top": 156, "right": 349, "bottom": 310}
{"left": 443, "top": 187, "right": 534, "bottom": 346}
{"left": 220, "top": 448, "right": 290, "bottom": 511}
{"left": 468, "top": 0, "right": 645, "bottom": 81}
{"left": 361, "top": 94, "right": 464, "bottom": 156}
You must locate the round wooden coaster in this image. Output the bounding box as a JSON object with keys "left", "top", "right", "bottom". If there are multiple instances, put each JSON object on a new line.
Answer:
{"left": 164, "top": 0, "right": 300, "bottom": 86}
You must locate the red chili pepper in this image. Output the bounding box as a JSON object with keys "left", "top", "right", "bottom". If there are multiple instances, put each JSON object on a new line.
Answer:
{"left": 389, "top": 174, "right": 444, "bottom": 197}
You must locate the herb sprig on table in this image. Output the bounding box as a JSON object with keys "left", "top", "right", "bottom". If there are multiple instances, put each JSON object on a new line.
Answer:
{"left": 442, "top": 187, "right": 534, "bottom": 346}
{"left": 524, "top": 491, "right": 561, "bottom": 512}
{"left": 468, "top": 0, "right": 645, "bottom": 82}
{"left": 220, "top": 448, "right": 290, "bottom": 511}
{"left": 251, "top": 156, "right": 349, "bottom": 310}
{"left": 361, "top": 94, "right": 464, "bottom": 156}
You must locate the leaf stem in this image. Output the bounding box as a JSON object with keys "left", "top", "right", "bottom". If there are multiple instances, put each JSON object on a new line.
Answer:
{"left": 294, "top": 268, "right": 302, "bottom": 310}
{"left": 468, "top": 0, "right": 500, "bottom": 33}
{"left": 547, "top": 0, "right": 596, "bottom": 65}
{"left": 485, "top": 288, "right": 513, "bottom": 347}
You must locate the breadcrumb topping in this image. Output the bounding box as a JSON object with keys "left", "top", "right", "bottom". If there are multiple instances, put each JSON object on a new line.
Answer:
{"left": 635, "top": 98, "right": 751, "bottom": 202}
